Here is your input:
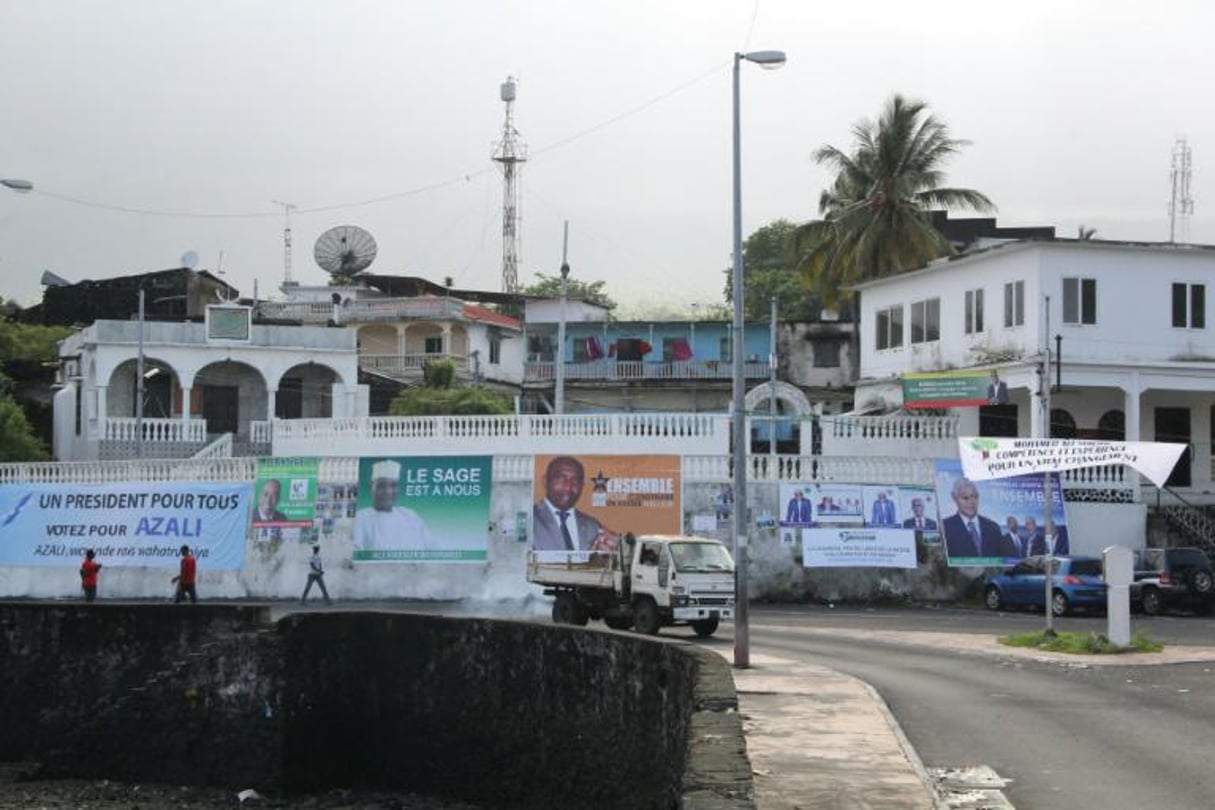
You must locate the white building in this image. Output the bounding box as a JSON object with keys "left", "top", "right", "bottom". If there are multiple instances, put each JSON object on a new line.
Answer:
{"left": 850, "top": 238, "right": 1215, "bottom": 498}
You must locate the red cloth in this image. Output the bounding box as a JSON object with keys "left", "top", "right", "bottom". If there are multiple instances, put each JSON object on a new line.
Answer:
{"left": 80, "top": 559, "right": 101, "bottom": 588}
{"left": 179, "top": 554, "right": 197, "bottom": 586}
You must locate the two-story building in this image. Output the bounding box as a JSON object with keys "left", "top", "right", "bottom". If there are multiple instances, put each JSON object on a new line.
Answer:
{"left": 850, "top": 237, "right": 1215, "bottom": 504}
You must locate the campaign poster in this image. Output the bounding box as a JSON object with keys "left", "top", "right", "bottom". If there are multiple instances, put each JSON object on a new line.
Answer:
{"left": 353, "top": 455, "right": 492, "bottom": 563}
{"left": 532, "top": 454, "right": 680, "bottom": 563}
{"left": 934, "top": 458, "right": 1069, "bottom": 568}
{"left": 0, "top": 481, "right": 250, "bottom": 569}
{"left": 805, "top": 483, "right": 865, "bottom": 525}
{"left": 862, "top": 485, "right": 900, "bottom": 527}
{"left": 898, "top": 486, "right": 940, "bottom": 544}
{"left": 802, "top": 527, "right": 918, "bottom": 569}
{"left": 251, "top": 457, "right": 318, "bottom": 542}
{"left": 778, "top": 483, "right": 815, "bottom": 527}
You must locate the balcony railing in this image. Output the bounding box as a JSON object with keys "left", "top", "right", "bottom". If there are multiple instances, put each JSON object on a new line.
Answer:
{"left": 523, "top": 359, "right": 769, "bottom": 383}
{"left": 361, "top": 353, "right": 470, "bottom": 378}
{"left": 103, "top": 418, "right": 208, "bottom": 444}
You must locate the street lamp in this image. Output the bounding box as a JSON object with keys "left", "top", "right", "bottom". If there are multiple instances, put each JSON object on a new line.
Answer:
{"left": 555, "top": 220, "right": 570, "bottom": 414}
{"left": 732, "top": 48, "right": 786, "bottom": 669}
{"left": 1, "top": 179, "right": 33, "bottom": 193}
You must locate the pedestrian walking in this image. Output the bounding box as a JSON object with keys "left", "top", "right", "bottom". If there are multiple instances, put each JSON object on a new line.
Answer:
{"left": 301, "top": 545, "right": 331, "bottom": 605}
{"left": 172, "top": 544, "right": 197, "bottom": 603}
{"left": 79, "top": 548, "right": 102, "bottom": 602}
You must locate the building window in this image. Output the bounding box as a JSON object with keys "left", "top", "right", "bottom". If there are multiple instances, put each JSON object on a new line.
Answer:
{"left": 875, "top": 305, "right": 904, "bottom": 350}
{"left": 1172, "top": 283, "right": 1206, "bottom": 329}
{"left": 720, "top": 336, "right": 732, "bottom": 362}
{"left": 965, "top": 289, "right": 984, "bottom": 334}
{"left": 489, "top": 337, "right": 501, "bottom": 365}
{"left": 813, "top": 341, "right": 841, "bottom": 368}
{"left": 1050, "top": 408, "right": 1077, "bottom": 439}
{"left": 424, "top": 336, "right": 443, "bottom": 354}
{"left": 910, "top": 298, "right": 940, "bottom": 344}
{"left": 1003, "top": 281, "right": 1024, "bottom": 327}
{"left": 1062, "top": 277, "right": 1097, "bottom": 324}
{"left": 1098, "top": 410, "right": 1125, "bottom": 441}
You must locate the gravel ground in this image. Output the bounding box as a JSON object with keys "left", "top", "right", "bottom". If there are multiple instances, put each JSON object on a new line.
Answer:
{"left": 0, "top": 764, "right": 482, "bottom": 810}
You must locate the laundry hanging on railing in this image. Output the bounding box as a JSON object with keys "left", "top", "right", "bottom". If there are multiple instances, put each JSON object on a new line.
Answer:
{"left": 668, "top": 338, "right": 693, "bottom": 361}
{"left": 585, "top": 335, "right": 605, "bottom": 359}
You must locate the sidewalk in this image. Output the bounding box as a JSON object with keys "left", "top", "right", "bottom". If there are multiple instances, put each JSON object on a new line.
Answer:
{"left": 724, "top": 651, "right": 936, "bottom": 810}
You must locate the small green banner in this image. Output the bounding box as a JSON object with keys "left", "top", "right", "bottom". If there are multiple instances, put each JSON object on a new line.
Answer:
{"left": 902, "top": 371, "right": 990, "bottom": 408}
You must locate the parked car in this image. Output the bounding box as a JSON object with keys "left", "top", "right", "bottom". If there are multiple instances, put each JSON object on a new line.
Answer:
{"left": 1130, "top": 547, "right": 1215, "bottom": 616}
{"left": 984, "top": 555, "right": 1108, "bottom": 616}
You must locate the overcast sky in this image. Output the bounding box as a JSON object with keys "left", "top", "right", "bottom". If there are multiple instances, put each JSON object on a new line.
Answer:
{"left": 2, "top": 0, "right": 1212, "bottom": 315}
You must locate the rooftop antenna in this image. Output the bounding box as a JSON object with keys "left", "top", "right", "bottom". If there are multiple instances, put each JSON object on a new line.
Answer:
{"left": 273, "top": 200, "right": 298, "bottom": 289}
{"left": 492, "top": 76, "right": 527, "bottom": 294}
{"left": 1169, "top": 137, "right": 1194, "bottom": 244}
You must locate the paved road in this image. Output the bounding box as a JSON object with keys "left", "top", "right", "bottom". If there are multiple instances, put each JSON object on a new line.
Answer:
{"left": 742, "top": 604, "right": 1215, "bottom": 808}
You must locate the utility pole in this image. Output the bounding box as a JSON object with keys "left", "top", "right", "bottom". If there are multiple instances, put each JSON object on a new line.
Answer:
{"left": 272, "top": 200, "right": 297, "bottom": 290}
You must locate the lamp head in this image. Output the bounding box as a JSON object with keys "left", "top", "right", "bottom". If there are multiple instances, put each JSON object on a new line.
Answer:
{"left": 1, "top": 178, "right": 33, "bottom": 193}
{"left": 740, "top": 50, "right": 787, "bottom": 69}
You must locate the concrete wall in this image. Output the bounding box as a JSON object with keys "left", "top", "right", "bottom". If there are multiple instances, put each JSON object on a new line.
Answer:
{"left": 0, "top": 604, "right": 751, "bottom": 809}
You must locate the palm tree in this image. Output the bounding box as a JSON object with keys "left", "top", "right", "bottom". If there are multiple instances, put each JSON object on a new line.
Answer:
{"left": 792, "top": 95, "right": 995, "bottom": 307}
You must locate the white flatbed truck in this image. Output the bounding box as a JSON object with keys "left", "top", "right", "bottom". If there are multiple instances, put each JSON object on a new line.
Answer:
{"left": 526, "top": 534, "right": 735, "bottom": 636}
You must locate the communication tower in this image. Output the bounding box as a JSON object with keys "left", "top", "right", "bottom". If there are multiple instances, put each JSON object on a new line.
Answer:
{"left": 273, "top": 200, "right": 298, "bottom": 289}
{"left": 1169, "top": 138, "right": 1194, "bottom": 244}
{"left": 492, "top": 77, "right": 527, "bottom": 293}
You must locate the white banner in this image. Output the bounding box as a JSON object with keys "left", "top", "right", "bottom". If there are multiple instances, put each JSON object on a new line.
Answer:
{"left": 802, "top": 528, "right": 917, "bottom": 569}
{"left": 958, "top": 437, "right": 1186, "bottom": 488}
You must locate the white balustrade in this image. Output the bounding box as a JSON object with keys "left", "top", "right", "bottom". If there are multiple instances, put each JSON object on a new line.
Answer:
{"left": 103, "top": 418, "right": 207, "bottom": 444}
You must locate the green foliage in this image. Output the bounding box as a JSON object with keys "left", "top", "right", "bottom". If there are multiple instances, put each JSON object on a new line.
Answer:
{"left": 0, "top": 396, "right": 49, "bottom": 461}
{"left": 1000, "top": 630, "right": 1163, "bottom": 654}
{"left": 523, "top": 274, "right": 617, "bottom": 309}
{"left": 422, "top": 359, "right": 456, "bottom": 389}
{"left": 723, "top": 219, "right": 823, "bottom": 322}
{"left": 792, "top": 94, "right": 995, "bottom": 308}
{"left": 389, "top": 386, "right": 513, "bottom": 416}
{"left": 0, "top": 317, "right": 72, "bottom": 363}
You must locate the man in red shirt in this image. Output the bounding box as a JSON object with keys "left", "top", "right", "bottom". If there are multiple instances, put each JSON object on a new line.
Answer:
{"left": 79, "top": 548, "right": 102, "bottom": 603}
{"left": 172, "top": 545, "right": 197, "bottom": 604}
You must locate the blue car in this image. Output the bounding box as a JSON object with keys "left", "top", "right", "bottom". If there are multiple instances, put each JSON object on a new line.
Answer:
{"left": 984, "top": 555, "right": 1108, "bottom": 616}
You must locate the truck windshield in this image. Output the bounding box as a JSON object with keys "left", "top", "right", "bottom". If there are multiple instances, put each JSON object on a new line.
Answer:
{"left": 670, "top": 542, "right": 734, "bottom": 573}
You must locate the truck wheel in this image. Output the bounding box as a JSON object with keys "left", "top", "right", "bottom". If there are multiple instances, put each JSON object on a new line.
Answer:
{"left": 553, "top": 593, "right": 587, "bottom": 626}
{"left": 633, "top": 598, "right": 661, "bottom": 635}
{"left": 691, "top": 617, "right": 719, "bottom": 637}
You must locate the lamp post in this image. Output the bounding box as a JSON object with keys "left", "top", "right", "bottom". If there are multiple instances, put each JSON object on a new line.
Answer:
{"left": 555, "top": 220, "right": 570, "bottom": 415}
{"left": 136, "top": 288, "right": 145, "bottom": 458}
{"left": 731, "top": 48, "right": 786, "bottom": 669}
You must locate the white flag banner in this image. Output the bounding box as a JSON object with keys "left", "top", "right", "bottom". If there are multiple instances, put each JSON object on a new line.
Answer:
{"left": 958, "top": 437, "right": 1187, "bottom": 488}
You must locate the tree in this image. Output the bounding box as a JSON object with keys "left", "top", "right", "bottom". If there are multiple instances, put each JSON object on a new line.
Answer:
{"left": 523, "top": 274, "right": 616, "bottom": 310}
{"left": 0, "top": 317, "right": 69, "bottom": 462}
{"left": 388, "top": 359, "right": 513, "bottom": 416}
{"left": 793, "top": 94, "right": 995, "bottom": 308}
{"left": 723, "top": 219, "right": 824, "bottom": 322}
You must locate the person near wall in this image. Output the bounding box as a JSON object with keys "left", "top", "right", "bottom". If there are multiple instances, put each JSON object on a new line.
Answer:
{"left": 301, "top": 544, "right": 332, "bottom": 605}
{"left": 79, "top": 548, "right": 102, "bottom": 603}
{"left": 172, "top": 544, "right": 197, "bottom": 603}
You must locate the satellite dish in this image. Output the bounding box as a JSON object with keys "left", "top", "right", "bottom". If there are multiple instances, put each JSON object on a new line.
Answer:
{"left": 314, "top": 225, "right": 377, "bottom": 277}
{"left": 181, "top": 250, "right": 199, "bottom": 269}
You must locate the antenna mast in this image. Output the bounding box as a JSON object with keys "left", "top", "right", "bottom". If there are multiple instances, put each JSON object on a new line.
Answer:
{"left": 1169, "top": 137, "right": 1194, "bottom": 244}
{"left": 492, "top": 77, "right": 527, "bottom": 294}
{"left": 273, "top": 200, "right": 298, "bottom": 289}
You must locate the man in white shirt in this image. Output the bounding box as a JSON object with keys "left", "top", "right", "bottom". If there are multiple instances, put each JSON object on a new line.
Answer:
{"left": 355, "top": 459, "right": 438, "bottom": 554}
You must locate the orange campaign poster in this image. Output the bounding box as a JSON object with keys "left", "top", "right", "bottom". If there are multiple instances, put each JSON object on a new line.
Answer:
{"left": 532, "top": 454, "right": 681, "bottom": 558}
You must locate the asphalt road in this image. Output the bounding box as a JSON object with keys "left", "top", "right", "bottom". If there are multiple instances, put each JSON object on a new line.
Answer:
{"left": 740, "top": 604, "right": 1215, "bottom": 808}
